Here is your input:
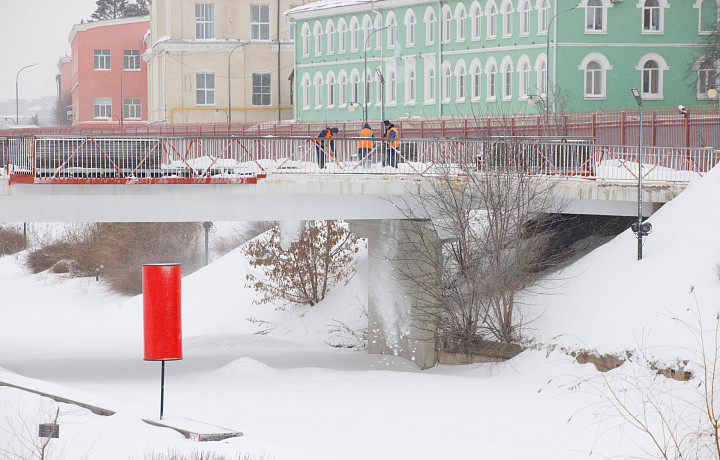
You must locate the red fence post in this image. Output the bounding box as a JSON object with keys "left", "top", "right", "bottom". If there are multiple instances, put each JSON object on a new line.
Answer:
{"left": 621, "top": 111, "right": 626, "bottom": 146}
{"left": 651, "top": 110, "right": 657, "bottom": 147}
{"left": 685, "top": 112, "right": 690, "bottom": 147}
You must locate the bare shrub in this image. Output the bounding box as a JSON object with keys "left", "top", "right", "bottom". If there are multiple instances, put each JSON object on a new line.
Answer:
{"left": 244, "top": 221, "right": 360, "bottom": 307}
{"left": 25, "top": 223, "right": 202, "bottom": 295}
{"left": 0, "top": 226, "right": 27, "bottom": 255}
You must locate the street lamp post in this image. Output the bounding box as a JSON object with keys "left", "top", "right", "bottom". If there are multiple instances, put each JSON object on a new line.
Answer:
{"left": 202, "top": 221, "right": 213, "bottom": 266}
{"left": 227, "top": 42, "right": 247, "bottom": 125}
{"left": 631, "top": 88, "right": 651, "bottom": 260}
{"left": 363, "top": 24, "right": 390, "bottom": 124}
{"left": 546, "top": 6, "right": 577, "bottom": 111}
{"left": 16, "top": 63, "right": 38, "bottom": 125}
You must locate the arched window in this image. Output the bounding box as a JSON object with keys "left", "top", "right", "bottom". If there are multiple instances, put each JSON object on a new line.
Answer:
{"left": 428, "top": 68, "right": 436, "bottom": 101}
{"left": 426, "top": 7, "right": 437, "bottom": 44}
{"left": 697, "top": 0, "right": 719, "bottom": 33}
{"left": 537, "top": 0, "right": 549, "bottom": 33}
{"left": 313, "top": 22, "right": 323, "bottom": 56}
{"left": 486, "top": 2, "right": 498, "bottom": 38}
{"left": 442, "top": 6, "right": 453, "bottom": 42}
{"left": 314, "top": 73, "right": 324, "bottom": 108}
{"left": 389, "top": 70, "right": 397, "bottom": 104}
{"left": 301, "top": 73, "right": 311, "bottom": 108}
{"left": 579, "top": 53, "right": 612, "bottom": 99}
{"left": 387, "top": 14, "right": 397, "bottom": 47}
{"left": 301, "top": 23, "right": 311, "bottom": 57}
{"left": 405, "top": 10, "right": 416, "bottom": 46}
{"left": 471, "top": 60, "right": 482, "bottom": 100}
{"left": 326, "top": 74, "right": 336, "bottom": 107}
{"left": 486, "top": 61, "right": 498, "bottom": 100}
{"left": 640, "top": 0, "right": 668, "bottom": 33}
{"left": 456, "top": 4, "right": 467, "bottom": 41}
{"left": 362, "top": 15, "right": 373, "bottom": 51}
{"left": 375, "top": 15, "right": 383, "bottom": 49}
{"left": 470, "top": 2, "right": 482, "bottom": 39}
{"left": 338, "top": 72, "right": 348, "bottom": 106}
{"left": 518, "top": 58, "right": 530, "bottom": 98}
{"left": 502, "top": 60, "right": 513, "bottom": 100}
{"left": 364, "top": 68, "right": 373, "bottom": 104}
{"left": 442, "top": 63, "right": 453, "bottom": 101}
{"left": 697, "top": 61, "right": 718, "bottom": 98}
{"left": 584, "top": 0, "right": 607, "bottom": 33}
{"left": 636, "top": 53, "right": 668, "bottom": 99}
{"left": 338, "top": 19, "right": 348, "bottom": 53}
{"left": 520, "top": 1, "right": 532, "bottom": 36}
{"left": 535, "top": 55, "right": 547, "bottom": 96}
{"left": 456, "top": 61, "right": 467, "bottom": 101}
{"left": 502, "top": 1, "right": 513, "bottom": 37}
{"left": 350, "top": 17, "right": 360, "bottom": 51}
{"left": 350, "top": 70, "right": 360, "bottom": 104}
{"left": 407, "top": 69, "right": 416, "bottom": 103}
{"left": 326, "top": 22, "right": 336, "bottom": 54}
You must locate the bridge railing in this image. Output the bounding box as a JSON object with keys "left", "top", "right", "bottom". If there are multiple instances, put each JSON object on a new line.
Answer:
{"left": 0, "top": 135, "right": 717, "bottom": 184}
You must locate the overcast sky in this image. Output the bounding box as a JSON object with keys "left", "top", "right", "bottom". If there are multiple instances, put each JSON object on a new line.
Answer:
{"left": 0, "top": 0, "right": 98, "bottom": 102}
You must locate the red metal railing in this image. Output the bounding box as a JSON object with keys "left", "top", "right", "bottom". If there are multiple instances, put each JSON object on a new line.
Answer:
{"left": 1, "top": 135, "right": 717, "bottom": 185}
{"left": 3, "top": 105, "right": 718, "bottom": 150}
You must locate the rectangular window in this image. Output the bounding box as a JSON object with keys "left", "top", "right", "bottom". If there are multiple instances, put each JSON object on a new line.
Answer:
{"left": 195, "top": 4, "right": 215, "bottom": 39}
{"left": 93, "top": 49, "right": 111, "bottom": 70}
{"left": 287, "top": 4, "right": 298, "bottom": 40}
{"left": 94, "top": 97, "right": 112, "bottom": 119}
{"left": 251, "top": 5, "right": 270, "bottom": 40}
{"left": 123, "top": 50, "right": 141, "bottom": 71}
{"left": 196, "top": 71, "right": 215, "bottom": 105}
{"left": 252, "top": 72, "right": 271, "bottom": 105}
{"left": 699, "top": 68, "right": 717, "bottom": 97}
{"left": 643, "top": 6, "right": 660, "bottom": 31}
{"left": 586, "top": 6, "right": 603, "bottom": 32}
{"left": 124, "top": 98, "right": 142, "bottom": 119}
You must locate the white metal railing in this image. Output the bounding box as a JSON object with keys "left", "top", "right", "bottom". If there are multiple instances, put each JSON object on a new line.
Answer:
{"left": 0, "top": 136, "right": 716, "bottom": 184}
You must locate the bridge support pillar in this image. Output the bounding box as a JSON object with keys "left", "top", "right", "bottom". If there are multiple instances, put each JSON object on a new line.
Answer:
{"left": 349, "top": 219, "right": 441, "bottom": 370}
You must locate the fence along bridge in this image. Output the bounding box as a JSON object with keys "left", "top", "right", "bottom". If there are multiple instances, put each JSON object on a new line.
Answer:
{"left": 0, "top": 134, "right": 715, "bottom": 222}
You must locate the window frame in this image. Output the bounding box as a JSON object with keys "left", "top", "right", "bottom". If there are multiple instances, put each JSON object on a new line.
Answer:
{"left": 520, "top": 1, "right": 531, "bottom": 36}
{"left": 425, "top": 7, "right": 437, "bottom": 45}
{"left": 487, "top": 2, "right": 498, "bottom": 39}
{"left": 93, "top": 49, "right": 111, "bottom": 71}
{"left": 470, "top": 2, "right": 482, "bottom": 40}
{"left": 123, "top": 49, "right": 141, "bottom": 71}
{"left": 251, "top": 4, "right": 271, "bottom": 40}
{"left": 636, "top": 53, "right": 668, "bottom": 100}
{"left": 93, "top": 97, "right": 112, "bottom": 119}
{"left": 501, "top": 1, "right": 514, "bottom": 38}
{"left": 583, "top": 0, "right": 608, "bottom": 34}
{"left": 456, "top": 4, "right": 467, "bottom": 42}
{"left": 196, "top": 71, "right": 216, "bottom": 106}
{"left": 579, "top": 53, "right": 612, "bottom": 100}
{"left": 123, "top": 98, "right": 142, "bottom": 119}
{"left": 252, "top": 71, "right": 272, "bottom": 106}
{"left": 314, "top": 22, "right": 323, "bottom": 56}
{"left": 405, "top": 10, "right": 416, "bottom": 46}
{"left": 195, "top": 3, "right": 215, "bottom": 40}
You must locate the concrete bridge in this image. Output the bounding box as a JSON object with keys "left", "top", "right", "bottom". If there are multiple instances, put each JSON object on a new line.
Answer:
{"left": 1, "top": 135, "right": 714, "bottom": 368}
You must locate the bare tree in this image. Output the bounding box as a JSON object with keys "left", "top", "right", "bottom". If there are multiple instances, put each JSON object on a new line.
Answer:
{"left": 244, "top": 221, "right": 361, "bottom": 307}
{"left": 394, "top": 151, "right": 567, "bottom": 350}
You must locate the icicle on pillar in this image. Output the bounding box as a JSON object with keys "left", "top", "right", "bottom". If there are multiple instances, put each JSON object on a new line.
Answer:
{"left": 143, "top": 263, "right": 182, "bottom": 420}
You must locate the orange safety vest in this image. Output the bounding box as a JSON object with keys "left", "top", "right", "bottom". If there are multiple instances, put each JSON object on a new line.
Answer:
{"left": 385, "top": 126, "right": 399, "bottom": 148}
{"left": 358, "top": 127, "right": 373, "bottom": 149}
{"left": 316, "top": 128, "right": 334, "bottom": 146}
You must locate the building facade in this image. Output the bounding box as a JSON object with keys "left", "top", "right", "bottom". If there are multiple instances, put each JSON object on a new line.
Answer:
{"left": 288, "top": 0, "right": 720, "bottom": 122}
{"left": 144, "top": 0, "right": 296, "bottom": 125}
{"left": 64, "top": 17, "right": 150, "bottom": 125}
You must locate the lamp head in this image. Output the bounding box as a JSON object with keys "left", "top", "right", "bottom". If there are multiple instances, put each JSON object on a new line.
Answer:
{"left": 631, "top": 88, "right": 642, "bottom": 107}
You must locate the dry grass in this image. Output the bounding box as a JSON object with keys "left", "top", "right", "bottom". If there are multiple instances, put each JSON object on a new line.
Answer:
{"left": 0, "top": 226, "right": 27, "bottom": 255}
{"left": 26, "top": 223, "right": 203, "bottom": 295}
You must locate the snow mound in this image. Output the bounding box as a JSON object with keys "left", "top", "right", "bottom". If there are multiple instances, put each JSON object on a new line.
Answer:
{"left": 534, "top": 164, "right": 720, "bottom": 359}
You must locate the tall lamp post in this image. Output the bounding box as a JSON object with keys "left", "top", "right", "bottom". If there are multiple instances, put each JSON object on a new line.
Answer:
{"left": 363, "top": 24, "right": 390, "bottom": 124}
{"left": 16, "top": 63, "right": 38, "bottom": 125}
{"left": 546, "top": 6, "right": 577, "bottom": 111}
{"left": 227, "top": 42, "right": 247, "bottom": 125}
{"left": 631, "top": 88, "right": 651, "bottom": 260}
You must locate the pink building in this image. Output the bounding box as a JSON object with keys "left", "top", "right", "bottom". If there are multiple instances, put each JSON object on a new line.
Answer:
{"left": 63, "top": 17, "right": 149, "bottom": 125}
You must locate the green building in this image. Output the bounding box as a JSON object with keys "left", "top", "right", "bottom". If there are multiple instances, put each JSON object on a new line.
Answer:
{"left": 287, "top": 0, "right": 720, "bottom": 122}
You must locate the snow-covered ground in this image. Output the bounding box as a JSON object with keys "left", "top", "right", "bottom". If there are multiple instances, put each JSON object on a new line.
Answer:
{"left": 1, "top": 166, "right": 720, "bottom": 459}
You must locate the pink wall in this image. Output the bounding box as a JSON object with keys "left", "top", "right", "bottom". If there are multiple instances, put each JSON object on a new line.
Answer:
{"left": 69, "top": 19, "right": 149, "bottom": 124}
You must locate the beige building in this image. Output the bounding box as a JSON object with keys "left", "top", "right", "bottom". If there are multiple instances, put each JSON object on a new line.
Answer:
{"left": 144, "top": 0, "right": 297, "bottom": 125}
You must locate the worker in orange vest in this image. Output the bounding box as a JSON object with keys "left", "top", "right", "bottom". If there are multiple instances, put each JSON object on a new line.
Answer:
{"left": 383, "top": 120, "right": 399, "bottom": 168}
{"left": 315, "top": 127, "right": 338, "bottom": 169}
{"left": 358, "top": 123, "right": 374, "bottom": 168}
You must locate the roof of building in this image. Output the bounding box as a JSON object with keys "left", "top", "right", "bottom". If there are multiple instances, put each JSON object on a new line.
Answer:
{"left": 68, "top": 16, "right": 150, "bottom": 44}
